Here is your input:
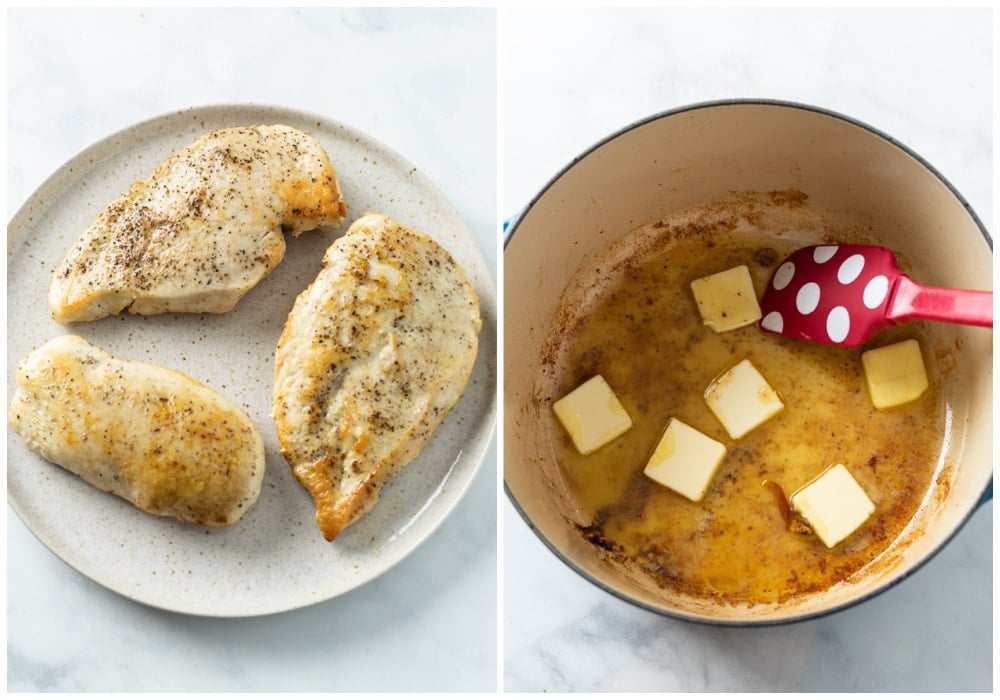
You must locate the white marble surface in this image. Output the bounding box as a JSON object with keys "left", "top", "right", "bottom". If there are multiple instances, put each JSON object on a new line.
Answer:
{"left": 502, "top": 7, "right": 992, "bottom": 693}
{"left": 6, "top": 8, "right": 497, "bottom": 693}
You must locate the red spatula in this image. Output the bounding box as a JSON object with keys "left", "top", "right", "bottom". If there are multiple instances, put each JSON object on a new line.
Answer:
{"left": 758, "top": 244, "right": 992, "bottom": 347}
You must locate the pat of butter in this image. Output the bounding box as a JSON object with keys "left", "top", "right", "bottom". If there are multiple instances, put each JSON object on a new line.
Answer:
{"left": 690, "top": 265, "right": 762, "bottom": 332}
{"left": 704, "top": 358, "right": 784, "bottom": 439}
{"left": 552, "top": 375, "right": 633, "bottom": 455}
{"left": 643, "top": 418, "right": 727, "bottom": 501}
{"left": 790, "top": 464, "right": 876, "bottom": 548}
{"left": 861, "top": 339, "right": 929, "bottom": 410}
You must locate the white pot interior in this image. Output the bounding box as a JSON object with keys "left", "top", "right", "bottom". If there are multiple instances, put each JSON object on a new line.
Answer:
{"left": 504, "top": 101, "right": 992, "bottom": 623}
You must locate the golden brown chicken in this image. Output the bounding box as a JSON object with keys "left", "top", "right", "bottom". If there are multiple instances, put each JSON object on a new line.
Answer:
{"left": 273, "top": 213, "right": 481, "bottom": 540}
{"left": 49, "top": 125, "right": 348, "bottom": 323}
{"left": 8, "top": 335, "right": 265, "bottom": 526}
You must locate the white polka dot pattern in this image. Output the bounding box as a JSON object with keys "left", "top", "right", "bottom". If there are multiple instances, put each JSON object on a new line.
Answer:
{"left": 837, "top": 254, "right": 865, "bottom": 284}
{"left": 772, "top": 261, "right": 795, "bottom": 291}
{"left": 826, "top": 306, "right": 851, "bottom": 342}
{"left": 813, "top": 245, "right": 838, "bottom": 263}
{"left": 864, "top": 275, "right": 889, "bottom": 309}
{"left": 796, "top": 282, "right": 821, "bottom": 314}
{"left": 758, "top": 244, "right": 901, "bottom": 346}
{"left": 761, "top": 311, "right": 784, "bottom": 333}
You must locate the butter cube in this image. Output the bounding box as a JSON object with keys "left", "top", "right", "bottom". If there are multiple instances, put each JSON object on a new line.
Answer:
{"left": 690, "top": 265, "right": 762, "bottom": 332}
{"left": 790, "top": 464, "right": 876, "bottom": 548}
{"left": 643, "top": 418, "right": 727, "bottom": 501}
{"left": 861, "top": 339, "right": 929, "bottom": 409}
{"left": 704, "top": 359, "right": 784, "bottom": 439}
{"left": 552, "top": 375, "right": 633, "bottom": 455}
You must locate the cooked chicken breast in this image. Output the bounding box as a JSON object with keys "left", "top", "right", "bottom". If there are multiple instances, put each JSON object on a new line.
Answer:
{"left": 273, "top": 213, "right": 481, "bottom": 541}
{"left": 49, "top": 125, "right": 348, "bottom": 323}
{"left": 8, "top": 335, "right": 265, "bottom": 526}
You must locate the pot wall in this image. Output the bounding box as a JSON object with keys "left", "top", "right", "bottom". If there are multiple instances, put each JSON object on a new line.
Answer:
{"left": 504, "top": 101, "right": 992, "bottom": 623}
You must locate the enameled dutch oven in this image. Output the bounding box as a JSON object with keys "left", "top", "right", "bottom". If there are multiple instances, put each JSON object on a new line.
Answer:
{"left": 503, "top": 99, "right": 992, "bottom": 625}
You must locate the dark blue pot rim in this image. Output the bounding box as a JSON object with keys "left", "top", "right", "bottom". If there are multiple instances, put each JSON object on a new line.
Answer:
{"left": 503, "top": 97, "right": 993, "bottom": 627}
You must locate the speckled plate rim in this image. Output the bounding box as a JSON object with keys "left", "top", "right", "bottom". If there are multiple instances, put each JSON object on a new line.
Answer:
{"left": 7, "top": 103, "right": 497, "bottom": 617}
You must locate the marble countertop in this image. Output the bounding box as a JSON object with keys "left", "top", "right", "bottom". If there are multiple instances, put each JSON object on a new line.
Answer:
{"left": 6, "top": 6, "right": 994, "bottom": 696}
{"left": 6, "top": 8, "right": 497, "bottom": 693}
{"left": 502, "top": 7, "right": 992, "bottom": 693}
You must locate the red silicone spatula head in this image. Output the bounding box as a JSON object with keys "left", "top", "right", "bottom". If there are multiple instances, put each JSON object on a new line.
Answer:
{"left": 758, "top": 244, "right": 992, "bottom": 347}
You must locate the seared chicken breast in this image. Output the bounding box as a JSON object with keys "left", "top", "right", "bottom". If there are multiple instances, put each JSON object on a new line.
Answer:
{"left": 8, "top": 335, "right": 265, "bottom": 526}
{"left": 273, "top": 213, "right": 481, "bottom": 541}
{"left": 49, "top": 125, "right": 348, "bottom": 323}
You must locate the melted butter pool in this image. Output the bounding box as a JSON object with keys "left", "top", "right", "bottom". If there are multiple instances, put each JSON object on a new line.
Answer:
{"left": 546, "top": 223, "right": 946, "bottom": 606}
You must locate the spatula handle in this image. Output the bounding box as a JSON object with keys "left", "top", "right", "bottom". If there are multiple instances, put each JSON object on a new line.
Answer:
{"left": 889, "top": 276, "right": 993, "bottom": 327}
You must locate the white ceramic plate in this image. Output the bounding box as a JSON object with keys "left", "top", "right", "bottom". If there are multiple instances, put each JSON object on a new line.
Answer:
{"left": 6, "top": 104, "right": 497, "bottom": 617}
